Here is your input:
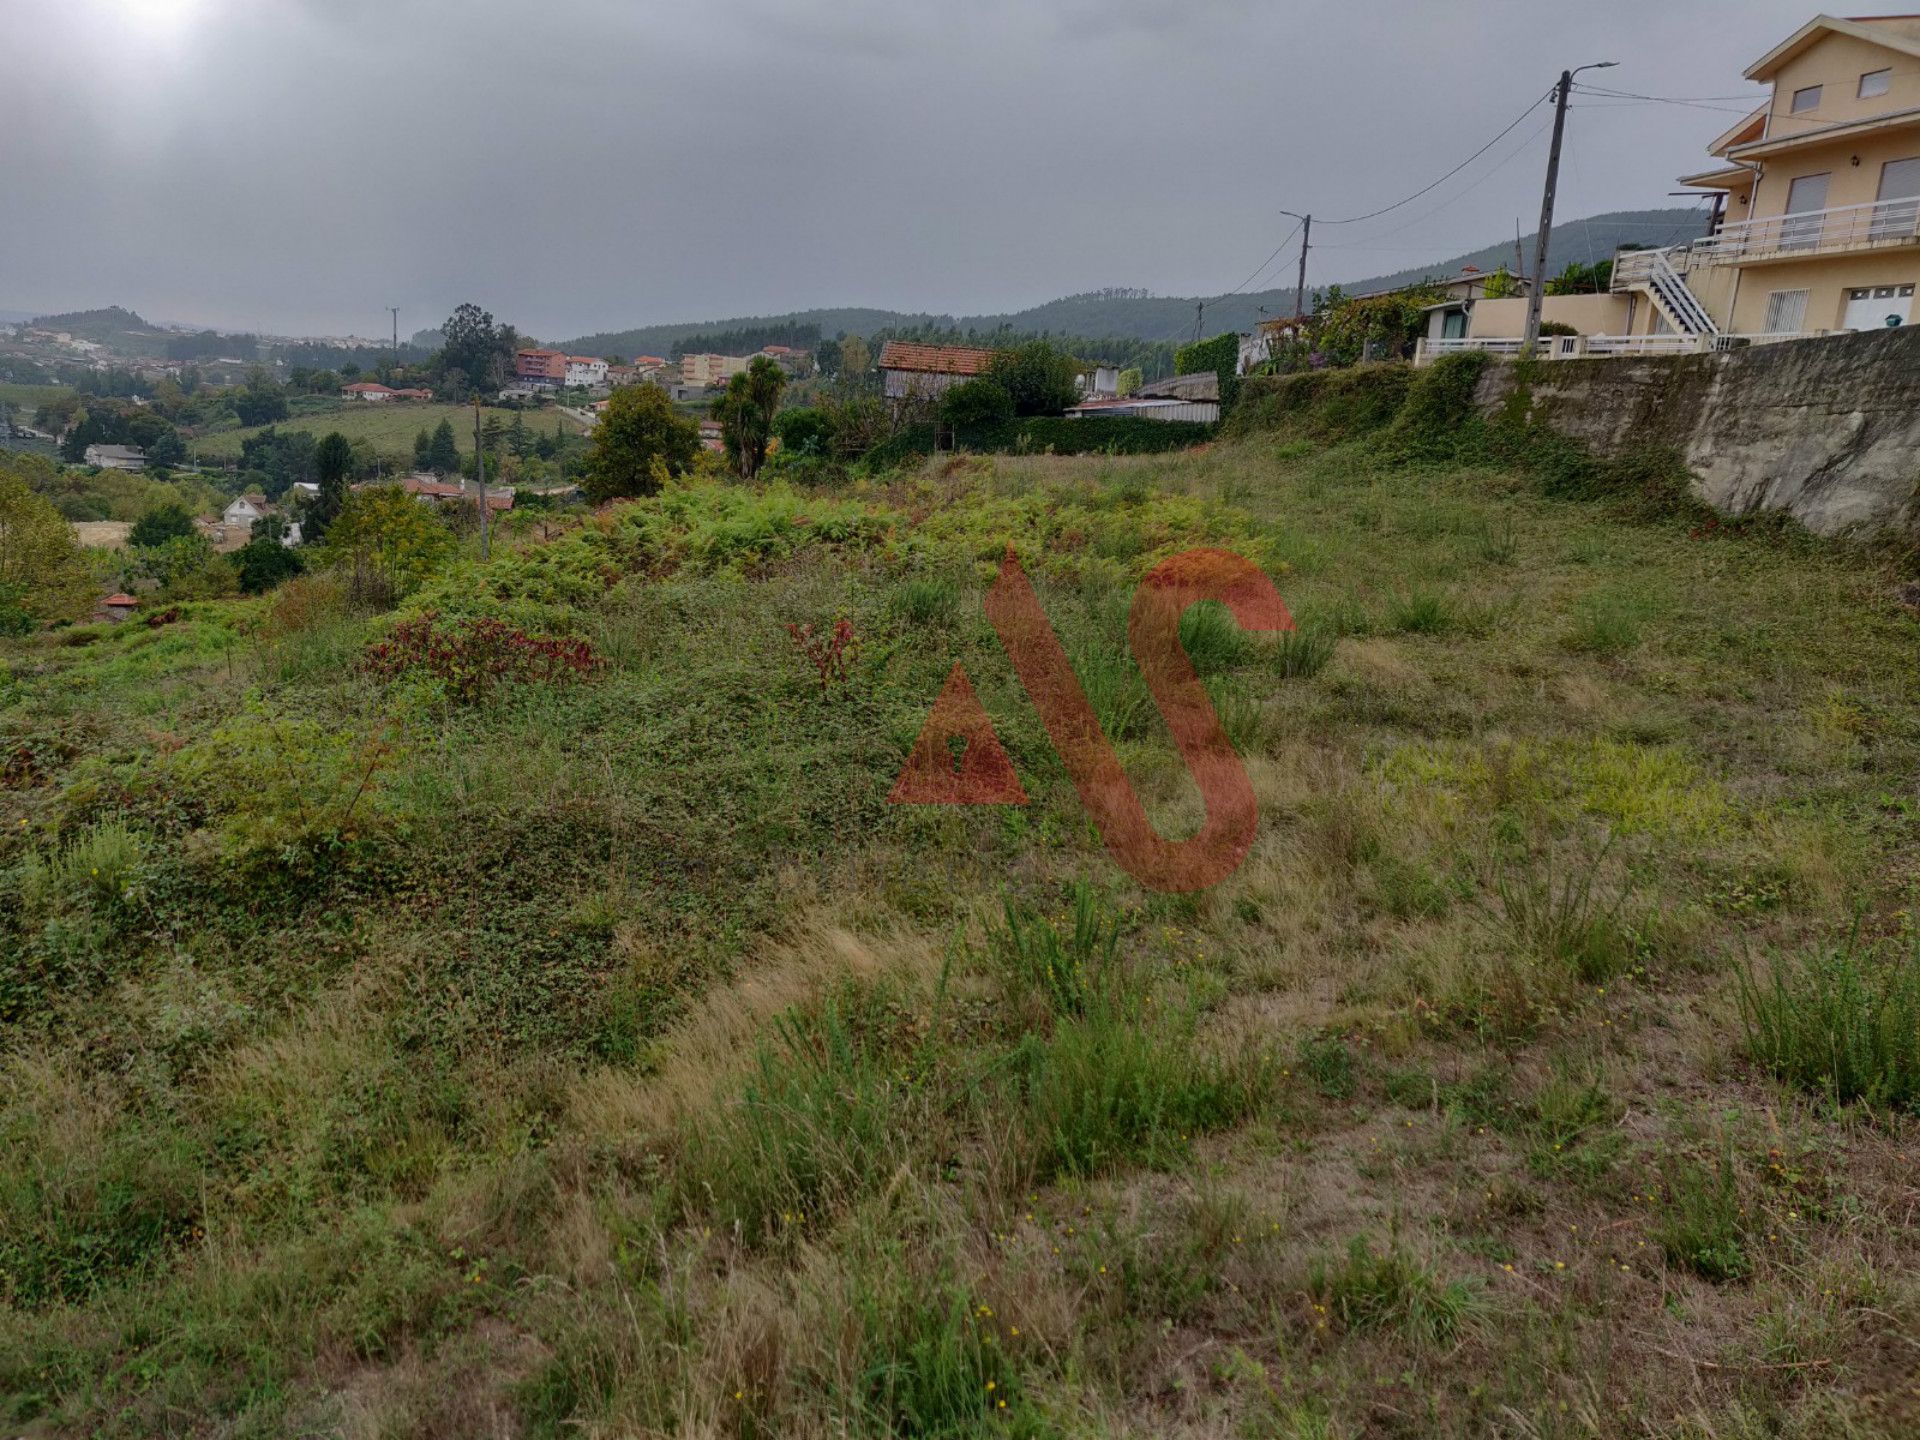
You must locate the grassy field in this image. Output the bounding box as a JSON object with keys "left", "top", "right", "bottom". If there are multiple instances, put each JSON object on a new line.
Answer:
{"left": 3, "top": 370, "right": 1919, "bottom": 1437}
{"left": 0, "top": 381, "right": 73, "bottom": 414}
{"left": 190, "top": 402, "right": 589, "bottom": 463}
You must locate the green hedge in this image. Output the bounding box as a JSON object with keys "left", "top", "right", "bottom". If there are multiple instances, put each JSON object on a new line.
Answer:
{"left": 864, "top": 416, "right": 1216, "bottom": 469}
{"left": 1175, "top": 332, "right": 1240, "bottom": 409}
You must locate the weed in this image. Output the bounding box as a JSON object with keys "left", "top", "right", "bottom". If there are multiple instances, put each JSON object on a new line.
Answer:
{"left": 1525, "top": 1069, "right": 1624, "bottom": 1180}
{"left": 1299, "top": 1034, "right": 1357, "bottom": 1099}
{"left": 891, "top": 575, "right": 962, "bottom": 627}
{"left": 1309, "top": 1234, "right": 1483, "bottom": 1344}
{"left": 1071, "top": 640, "right": 1151, "bottom": 740}
{"left": 784, "top": 616, "right": 859, "bottom": 689}
{"left": 985, "top": 882, "right": 1122, "bottom": 1021}
{"left": 849, "top": 1277, "right": 1028, "bottom": 1437}
{"left": 1488, "top": 843, "right": 1634, "bottom": 985}
{"left": 1205, "top": 675, "right": 1263, "bottom": 752}
{"left": 363, "top": 612, "right": 604, "bottom": 702}
{"left": 1653, "top": 1145, "right": 1752, "bottom": 1283}
{"left": 1738, "top": 920, "right": 1920, "bottom": 1112}
{"left": 1010, "top": 1003, "right": 1266, "bottom": 1182}
{"left": 1384, "top": 588, "right": 1454, "bottom": 636}
{"left": 1179, "top": 599, "right": 1250, "bottom": 674}
{"left": 678, "top": 993, "right": 906, "bottom": 1238}
{"left": 1265, "top": 624, "right": 1335, "bottom": 680}
{"left": 1472, "top": 514, "right": 1518, "bottom": 565}
{"left": 1562, "top": 590, "right": 1647, "bottom": 656}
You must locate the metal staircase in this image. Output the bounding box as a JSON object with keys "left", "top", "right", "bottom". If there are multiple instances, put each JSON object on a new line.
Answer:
{"left": 1613, "top": 247, "right": 1719, "bottom": 337}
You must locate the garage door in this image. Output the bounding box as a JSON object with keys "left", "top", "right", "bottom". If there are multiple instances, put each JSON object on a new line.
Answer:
{"left": 1841, "top": 283, "right": 1915, "bottom": 331}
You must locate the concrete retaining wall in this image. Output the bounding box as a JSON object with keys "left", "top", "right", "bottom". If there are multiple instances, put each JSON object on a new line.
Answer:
{"left": 1473, "top": 327, "right": 1920, "bottom": 536}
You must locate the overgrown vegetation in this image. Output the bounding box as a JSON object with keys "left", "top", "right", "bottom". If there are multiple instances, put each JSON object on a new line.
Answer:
{"left": 3, "top": 397, "right": 1917, "bottom": 1437}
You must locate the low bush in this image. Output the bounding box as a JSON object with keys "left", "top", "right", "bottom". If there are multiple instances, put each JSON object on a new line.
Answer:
{"left": 1226, "top": 367, "right": 1412, "bottom": 444}
{"left": 362, "top": 612, "right": 605, "bottom": 702}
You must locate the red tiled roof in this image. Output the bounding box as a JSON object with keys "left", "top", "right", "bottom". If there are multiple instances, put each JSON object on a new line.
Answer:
{"left": 403, "top": 476, "right": 464, "bottom": 498}
{"left": 101, "top": 593, "right": 139, "bottom": 606}
{"left": 517, "top": 348, "right": 565, "bottom": 359}
{"left": 343, "top": 381, "right": 395, "bottom": 393}
{"left": 877, "top": 341, "right": 995, "bottom": 376}
{"left": 635, "top": 355, "right": 665, "bottom": 366}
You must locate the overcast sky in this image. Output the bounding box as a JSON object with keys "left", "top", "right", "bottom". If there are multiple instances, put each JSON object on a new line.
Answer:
{"left": 1, "top": 0, "right": 1866, "bottom": 340}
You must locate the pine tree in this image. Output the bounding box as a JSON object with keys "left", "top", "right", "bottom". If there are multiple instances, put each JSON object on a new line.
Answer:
{"left": 426, "top": 419, "right": 460, "bottom": 474}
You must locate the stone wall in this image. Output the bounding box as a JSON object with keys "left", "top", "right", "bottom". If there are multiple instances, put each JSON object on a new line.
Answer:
{"left": 1472, "top": 328, "right": 1920, "bottom": 536}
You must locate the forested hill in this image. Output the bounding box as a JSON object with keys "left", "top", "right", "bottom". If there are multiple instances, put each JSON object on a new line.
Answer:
{"left": 561, "top": 207, "right": 1710, "bottom": 355}
{"left": 22, "top": 306, "right": 171, "bottom": 353}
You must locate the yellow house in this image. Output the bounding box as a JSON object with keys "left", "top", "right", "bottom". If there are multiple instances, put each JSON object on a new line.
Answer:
{"left": 1618, "top": 12, "right": 1920, "bottom": 338}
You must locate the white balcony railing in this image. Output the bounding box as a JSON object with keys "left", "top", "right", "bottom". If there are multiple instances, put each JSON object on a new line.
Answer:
{"left": 1610, "top": 245, "right": 1693, "bottom": 287}
{"left": 1413, "top": 332, "right": 1820, "bottom": 366}
{"left": 1690, "top": 195, "right": 1920, "bottom": 265}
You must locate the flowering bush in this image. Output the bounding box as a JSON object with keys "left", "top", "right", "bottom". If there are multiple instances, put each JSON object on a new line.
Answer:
{"left": 362, "top": 611, "right": 604, "bottom": 702}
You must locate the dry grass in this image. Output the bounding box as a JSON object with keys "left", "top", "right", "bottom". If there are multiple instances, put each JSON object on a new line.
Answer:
{"left": 3, "top": 424, "right": 1918, "bottom": 1437}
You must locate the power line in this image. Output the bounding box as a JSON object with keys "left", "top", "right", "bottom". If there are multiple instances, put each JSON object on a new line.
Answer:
{"left": 1314, "top": 89, "right": 1555, "bottom": 226}
{"left": 1318, "top": 114, "right": 1554, "bottom": 248}
{"left": 1224, "top": 218, "right": 1305, "bottom": 298}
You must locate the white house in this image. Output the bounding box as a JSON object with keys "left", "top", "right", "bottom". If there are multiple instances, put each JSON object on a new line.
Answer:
{"left": 1078, "top": 364, "right": 1122, "bottom": 399}
{"left": 565, "top": 356, "right": 609, "bottom": 389}
{"left": 83, "top": 444, "right": 147, "bottom": 471}
{"left": 342, "top": 382, "right": 397, "bottom": 402}
{"left": 223, "top": 494, "right": 274, "bottom": 528}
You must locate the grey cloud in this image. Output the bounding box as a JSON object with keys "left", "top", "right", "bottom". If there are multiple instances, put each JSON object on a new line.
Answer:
{"left": 0, "top": 0, "right": 1842, "bottom": 339}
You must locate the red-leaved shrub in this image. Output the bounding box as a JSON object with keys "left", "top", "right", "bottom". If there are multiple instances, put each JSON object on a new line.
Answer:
{"left": 362, "top": 612, "right": 604, "bottom": 702}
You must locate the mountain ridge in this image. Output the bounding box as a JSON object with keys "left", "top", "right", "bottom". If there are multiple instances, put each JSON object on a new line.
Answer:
{"left": 558, "top": 207, "right": 1711, "bottom": 356}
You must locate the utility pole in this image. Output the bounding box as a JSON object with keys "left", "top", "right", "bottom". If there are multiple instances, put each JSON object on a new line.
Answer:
{"left": 473, "top": 396, "right": 490, "bottom": 561}
{"left": 1514, "top": 218, "right": 1526, "bottom": 283}
{"left": 1293, "top": 214, "right": 1311, "bottom": 319}
{"left": 1524, "top": 62, "right": 1615, "bottom": 354}
{"left": 388, "top": 307, "right": 399, "bottom": 356}
{"left": 1194, "top": 301, "right": 1204, "bottom": 344}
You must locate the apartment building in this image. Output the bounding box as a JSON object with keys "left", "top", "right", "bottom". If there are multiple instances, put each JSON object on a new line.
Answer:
{"left": 678, "top": 352, "right": 751, "bottom": 389}
{"left": 1618, "top": 13, "right": 1920, "bottom": 339}
{"left": 515, "top": 348, "right": 569, "bottom": 387}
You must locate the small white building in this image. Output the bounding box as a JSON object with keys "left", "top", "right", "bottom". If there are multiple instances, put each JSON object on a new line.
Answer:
{"left": 223, "top": 493, "right": 275, "bottom": 528}
{"left": 342, "top": 382, "right": 397, "bottom": 402}
{"left": 565, "top": 356, "right": 609, "bottom": 389}
{"left": 83, "top": 444, "right": 147, "bottom": 471}
{"left": 1078, "top": 364, "right": 1122, "bottom": 399}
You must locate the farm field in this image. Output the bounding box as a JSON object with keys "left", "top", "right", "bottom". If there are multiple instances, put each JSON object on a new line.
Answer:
{"left": 0, "top": 381, "right": 74, "bottom": 413}
{"left": 3, "top": 377, "right": 1918, "bottom": 1437}
{"left": 190, "top": 401, "right": 589, "bottom": 463}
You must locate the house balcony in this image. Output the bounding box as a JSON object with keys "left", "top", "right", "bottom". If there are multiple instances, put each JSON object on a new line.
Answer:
{"left": 1687, "top": 196, "right": 1920, "bottom": 267}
